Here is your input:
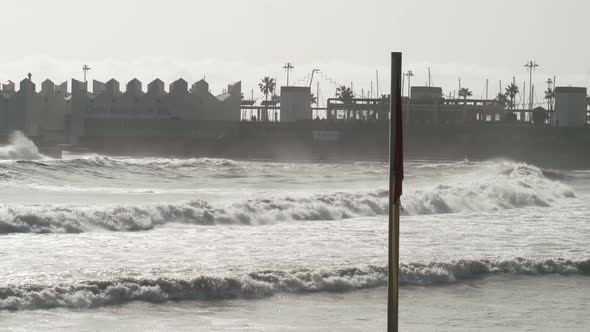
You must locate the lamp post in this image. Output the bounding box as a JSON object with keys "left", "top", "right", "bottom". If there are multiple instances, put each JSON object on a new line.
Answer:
{"left": 525, "top": 60, "right": 539, "bottom": 110}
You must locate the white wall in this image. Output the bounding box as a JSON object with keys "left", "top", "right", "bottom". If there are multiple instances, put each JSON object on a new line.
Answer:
{"left": 554, "top": 87, "right": 587, "bottom": 127}
{"left": 280, "top": 86, "right": 311, "bottom": 122}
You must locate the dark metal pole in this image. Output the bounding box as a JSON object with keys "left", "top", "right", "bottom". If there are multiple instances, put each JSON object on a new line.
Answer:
{"left": 388, "top": 52, "right": 403, "bottom": 332}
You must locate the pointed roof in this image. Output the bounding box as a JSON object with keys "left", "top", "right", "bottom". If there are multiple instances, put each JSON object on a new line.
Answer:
{"left": 170, "top": 78, "right": 188, "bottom": 93}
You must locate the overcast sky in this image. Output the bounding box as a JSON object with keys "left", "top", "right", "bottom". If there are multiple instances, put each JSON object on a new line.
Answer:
{"left": 2, "top": 0, "right": 588, "bottom": 104}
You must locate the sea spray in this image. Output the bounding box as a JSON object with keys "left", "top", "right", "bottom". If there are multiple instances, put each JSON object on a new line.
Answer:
{"left": 0, "top": 131, "right": 44, "bottom": 160}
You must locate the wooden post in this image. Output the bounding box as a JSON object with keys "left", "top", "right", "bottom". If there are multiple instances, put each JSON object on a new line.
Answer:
{"left": 388, "top": 52, "right": 403, "bottom": 332}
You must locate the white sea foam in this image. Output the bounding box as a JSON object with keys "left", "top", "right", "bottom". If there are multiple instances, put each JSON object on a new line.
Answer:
{"left": 0, "top": 192, "right": 388, "bottom": 234}
{"left": 0, "top": 162, "right": 575, "bottom": 233}
{"left": 0, "top": 131, "right": 44, "bottom": 160}
{"left": 1, "top": 258, "right": 588, "bottom": 310}
{"left": 402, "top": 163, "right": 575, "bottom": 215}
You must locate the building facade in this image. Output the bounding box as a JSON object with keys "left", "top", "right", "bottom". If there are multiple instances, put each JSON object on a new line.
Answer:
{"left": 553, "top": 87, "right": 587, "bottom": 127}
{"left": 0, "top": 76, "right": 241, "bottom": 144}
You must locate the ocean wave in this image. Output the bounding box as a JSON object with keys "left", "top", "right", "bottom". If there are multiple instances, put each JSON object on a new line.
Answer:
{"left": 402, "top": 163, "right": 575, "bottom": 215}
{"left": 0, "top": 163, "right": 576, "bottom": 234}
{"left": 1, "top": 258, "right": 588, "bottom": 310}
{"left": 0, "top": 131, "right": 45, "bottom": 160}
{"left": 0, "top": 191, "right": 389, "bottom": 234}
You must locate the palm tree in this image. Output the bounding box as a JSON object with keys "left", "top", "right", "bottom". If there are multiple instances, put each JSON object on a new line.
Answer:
{"left": 495, "top": 93, "right": 509, "bottom": 107}
{"left": 458, "top": 88, "right": 472, "bottom": 104}
{"left": 504, "top": 83, "right": 519, "bottom": 110}
{"left": 258, "top": 77, "right": 276, "bottom": 121}
{"left": 336, "top": 85, "right": 354, "bottom": 101}
{"left": 544, "top": 88, "right": 554, "bottom": 110}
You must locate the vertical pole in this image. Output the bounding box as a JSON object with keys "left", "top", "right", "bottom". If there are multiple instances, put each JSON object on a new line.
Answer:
{"left": 529, "top": 61, "right": 533, "bottom": 109}
{"left": 521, "top": 81, "right": 528, "bottom": 115}
{"left": 407, "top": 74, "right": 412, "bottom": 99}
{"left": 376, "top": 70, "right": 380, "bottom": 97}
{"left": 317, "top": 81, "right": 320, "bottom": 112}
{"left": 401, "top": 75, "right": 405, "bottom": 98}
{"left": 485, "top": 79, "right": 489, "bottom": 101}
{"left": 388, "top": 52, "right": 403, "bottom": 332}
{"left": 286, "top": 64, "right": 290, "bottom": 86}
{"left": 553, "top": 75, "right": 556, "bottom": 111}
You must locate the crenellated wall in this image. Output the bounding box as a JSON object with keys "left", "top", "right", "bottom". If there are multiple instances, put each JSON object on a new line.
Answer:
{"left": 0, "top": 77, "right": 241, "bottom": 144}
{"left": 75, "top": 78, "right": 241, "bottom": 123}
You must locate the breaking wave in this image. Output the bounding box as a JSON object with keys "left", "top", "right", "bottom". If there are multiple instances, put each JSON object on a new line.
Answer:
{"left": 0, "top": 191, "right": 388, "bottom": 234}
{"left": 402, "top": 163, "right": 575, "bottom": 215}
{"left": 1, "top": 258, "right": 588, "bottom": 310}
{"left": 0, "top": 131, "right": 44, "bottom": 160}
{"left": 0, "top": 163, "right": 576, "bottom": 234}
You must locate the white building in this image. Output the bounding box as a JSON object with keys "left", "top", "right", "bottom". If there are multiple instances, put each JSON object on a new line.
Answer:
{"left": 553, "top": 87, "right": 587, "bottom": 127}
{"left": 280, "top": 86, "right": 311, "bottom": 122}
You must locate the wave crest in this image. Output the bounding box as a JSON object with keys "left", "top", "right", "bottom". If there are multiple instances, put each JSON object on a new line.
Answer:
{"left": 0, "top": 162, "right": 576, "bottom": 234}
{"left": 403, "top": 163, "right": 574, "bottom": 215}
{"left": 0, "top": 191, "right": 388, "bottom": 234}
{"left": 1, "top": 258, "right": 588, "bottom": 310}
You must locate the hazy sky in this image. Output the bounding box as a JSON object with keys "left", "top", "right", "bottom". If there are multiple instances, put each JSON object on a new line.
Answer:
{"left": 2, "top": 0, "right": 589, "bottom": 104}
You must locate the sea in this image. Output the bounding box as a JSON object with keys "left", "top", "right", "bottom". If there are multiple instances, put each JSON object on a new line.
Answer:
{"left": 0, "top": 132, "right": 589, "bottom": 331}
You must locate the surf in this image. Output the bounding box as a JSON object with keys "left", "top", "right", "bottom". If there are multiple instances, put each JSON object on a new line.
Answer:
{"left": 1, "top": 258, "right": 588, "bottom": 311}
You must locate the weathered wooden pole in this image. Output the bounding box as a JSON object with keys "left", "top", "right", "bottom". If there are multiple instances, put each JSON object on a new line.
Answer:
{"left": 388, "top": 52, "right": 404, "bottom": 332}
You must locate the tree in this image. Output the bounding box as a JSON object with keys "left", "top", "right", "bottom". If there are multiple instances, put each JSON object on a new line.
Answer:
{"left": 505, "top": 83, "right": 519, "bottom": 110}
{"left": 458, "top": 88, "right": 472, "bottom": 104}
{"left": 258, "top": 77, "right": 276, "bottom": 121}
{"left": 337, "top": 85, "right": 354, "bottom": 101}
{"left": 495, "top": 93, "right": 509, "bottom": 107}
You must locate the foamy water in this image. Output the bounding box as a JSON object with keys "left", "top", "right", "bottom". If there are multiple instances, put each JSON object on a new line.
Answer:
{"left": 0, "top": 133, "right": 588, "bottom": 329}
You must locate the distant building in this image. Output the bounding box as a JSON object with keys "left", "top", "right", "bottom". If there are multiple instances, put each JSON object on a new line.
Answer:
{"left": 0, "top": 78, "right": 68, "bottom": 140}
{"left": 0, "top": 76, "right": 241, "bottom": 144}
{"left": 280, "top": 86, "right": 311, "bottom": 122}
{"left": 68, "top": 78, "right": 241, "bottom": 142}
{"left": 553, "top": 87, "right": 587, "bottom": 127}
{"left": 408, "top": 86, "right": 504, "bottom": 126}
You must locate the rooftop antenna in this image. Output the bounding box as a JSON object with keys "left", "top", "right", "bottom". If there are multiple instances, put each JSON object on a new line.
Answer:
{"left": 525, "top": 60, "right": 539, "bottom": 110}
{"left": 82, "top": 65, "right": 91, "bottom": 82}
{"left": 283, "top": 63, "right": 294, "bottom": 86}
